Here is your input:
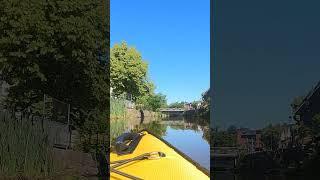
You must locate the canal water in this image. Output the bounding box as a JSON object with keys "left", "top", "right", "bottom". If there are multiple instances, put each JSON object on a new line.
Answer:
{"left": 128, "top": 116, "right": 210, "bottom": 171}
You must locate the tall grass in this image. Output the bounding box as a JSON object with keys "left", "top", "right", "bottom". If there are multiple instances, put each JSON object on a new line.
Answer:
{"left": 110, "top": 96, "right": 126, "bottom": 119}
{"left": 110, "top": 96, "right": 128, "bottom": 144}
{"left": 0, "top": 111, "right": 57, "bottom": 178}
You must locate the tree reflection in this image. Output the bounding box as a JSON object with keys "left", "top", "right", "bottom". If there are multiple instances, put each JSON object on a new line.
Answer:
{"left": 132, "top": 121, "right": 167, "bottom": 137}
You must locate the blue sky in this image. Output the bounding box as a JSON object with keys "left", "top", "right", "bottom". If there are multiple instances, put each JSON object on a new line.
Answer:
{"left": 111, "top": 0, "right": 210, "bottom": 104}
{"left": 213, "top": 0, "right": 320, "bottom": 128}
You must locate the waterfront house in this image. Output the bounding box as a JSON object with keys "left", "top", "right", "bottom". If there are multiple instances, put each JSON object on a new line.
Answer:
{"left": 237, "top": 129, "right": 263, "bottom": 153}
{"left": 293, "top": 81, "right": 320, "bottom": 125}
{"left": 292, "top": 80, "right": 320, "bottom": 148}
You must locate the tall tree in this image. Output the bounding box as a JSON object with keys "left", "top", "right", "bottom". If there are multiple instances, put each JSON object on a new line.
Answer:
{"left": 110, "top": 42, "right": 150, "bottom": 100}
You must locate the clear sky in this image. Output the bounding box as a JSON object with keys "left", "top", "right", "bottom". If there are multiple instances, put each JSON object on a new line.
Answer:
{"left": 111, "top": 0, "right": 210, "bottom": 104}
{"left": 213, "top": 0, "right": 320, "bottom": 129}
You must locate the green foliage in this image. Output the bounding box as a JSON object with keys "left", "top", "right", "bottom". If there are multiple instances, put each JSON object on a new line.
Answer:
{"left": 212, "top": 128, "right": 237, "bottom": 147}
{"left": 110, "top": 96, "right": 126, "bottom": 118}
{"left": 261, "top": 124, "right": 282, "bottom": 150}
{"left": 0, "top": 111, "right": 57, "bottom": 178}
{"left": 168, "top": 101, "right": 186, "bottom": 108}
{"left": 202, "top": 127, "right": 210, "bottom": 144}
{"left": 198, "top": 88, "right": 210, "bottom": 118}
{"left": 136, "top": 93, "right": 167, "bottom": 111}
{"left": 110, "top": 42, "right": 150, "bottom": 100}
{"left": 190, "top": 101, "right": 200, "bottom": 109}
{"left": 296, "top": 113, "right": 320, "bottom": 142}
{"left": 310, "top": 114, "right": 320, "bottom": 137}
{"left": 133, "top": 121, "right": 167, "bottom": 137}
{"left": 0, "top": 0, "right": 109, "bottom": 135}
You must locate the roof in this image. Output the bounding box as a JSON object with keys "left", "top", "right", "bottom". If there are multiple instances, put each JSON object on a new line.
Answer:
{"left": 294, "top": 80, "right": 320, "bottom": 115}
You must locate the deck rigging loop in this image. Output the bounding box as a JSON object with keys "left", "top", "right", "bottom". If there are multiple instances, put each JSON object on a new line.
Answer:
{"left": 114, "top": 132, "right": 146, "bottom": 155}
{"left": 110, "top": 151, "right": 166, "bottom": 180}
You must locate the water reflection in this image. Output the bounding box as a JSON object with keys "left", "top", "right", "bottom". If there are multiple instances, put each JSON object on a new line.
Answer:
{"left": 130, "top": 116, "right": 210, "bottom": 170}
{"left": 133, "top": 121, "right": 167, "bottom": 137}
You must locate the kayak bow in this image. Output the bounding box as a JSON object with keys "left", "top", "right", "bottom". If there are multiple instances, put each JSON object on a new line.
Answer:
{"left": 110, "top": 130, "right": 209, "bottom": 180}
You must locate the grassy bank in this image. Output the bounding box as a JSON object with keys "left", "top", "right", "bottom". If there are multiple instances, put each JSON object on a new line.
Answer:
{"left": 0, "top": 111, "right": 58, "bottom": 178}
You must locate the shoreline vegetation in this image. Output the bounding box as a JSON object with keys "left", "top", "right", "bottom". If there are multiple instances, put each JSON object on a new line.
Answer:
{"left": 0, "top": 111, "right": 58, "bottom": 179}
{"left": 1, "top": 1, "right": 109, "bottom": 178}
{"left": 110, "top": 96, "right": 162, "bottom": 143}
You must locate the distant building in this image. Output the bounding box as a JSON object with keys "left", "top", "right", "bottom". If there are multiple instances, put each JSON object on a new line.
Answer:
{"left": 237, "top": 129, "right": 263, "bottom": 152}
{"left": 293, "top": 81, "right": 320, "bottom": 125}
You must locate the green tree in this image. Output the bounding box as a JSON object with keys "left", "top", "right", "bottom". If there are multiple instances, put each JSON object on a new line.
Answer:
{"left": 133, "top": 121, "right": 167, "bottom": 137}
{"left": 212, "top": 130, "right": 237, "bottom": 147}
{"left": 0, "top": 0, "right": 109, "bottom": 130}
{"left": 146, "top": 93, "right": 167, "bottom": 111}
{"left": 110, "top": 42, "right": 150, "bottom": 100}
{"left": 168, "top": 101, "right": 186, "bottom": 108}
{"left": 191, "top": 101, "right": 200, "bottom": 109}
{"left": 198, "top": 88, "right": 210, "bottom": 118}
{"left": 311, "top": 114, "right": 320, "bottom": 137}
{"left": 136, "top": 93, "right": 167, "bottom": 111}
{"left": 261, "top": 124, "right": 282, "bottom": 151}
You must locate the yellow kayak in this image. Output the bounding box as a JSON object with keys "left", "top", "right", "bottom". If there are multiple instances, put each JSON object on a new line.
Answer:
{"left": 110, "top": 130, "right": 210, "bottom": 180}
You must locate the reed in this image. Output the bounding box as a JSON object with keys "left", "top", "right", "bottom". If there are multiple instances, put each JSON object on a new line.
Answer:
{"left": 0, "top": 111, "right": 57, "bottom": 178}
{"left": 110, "top": 96, "right": 126, "bottom": 119}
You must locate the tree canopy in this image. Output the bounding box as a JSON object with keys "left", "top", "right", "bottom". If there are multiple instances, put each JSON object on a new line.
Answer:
{"left": 0, "top": 0, "right": 109, "bottom": 131}
{"left": 168, "top": 101, "right": 186, "bottom": 108}
{"left": 139, "top": 93, "right": 167, "bottom": 111}
{"left": 110, "top": 42, "right": 151, "bottom": 100}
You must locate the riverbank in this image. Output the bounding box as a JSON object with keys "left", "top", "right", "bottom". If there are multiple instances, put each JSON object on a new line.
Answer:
{"left": 110, "top": 100, "right": 162, "bottom": 143}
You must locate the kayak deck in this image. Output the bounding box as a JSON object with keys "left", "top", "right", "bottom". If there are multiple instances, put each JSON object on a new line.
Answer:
{"left": 110, "top": 131, "right": 209, "bottom": 180}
